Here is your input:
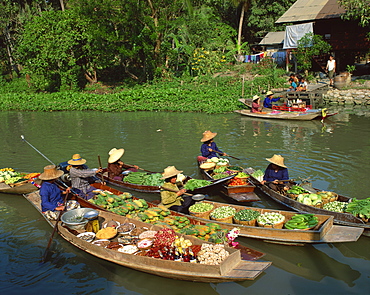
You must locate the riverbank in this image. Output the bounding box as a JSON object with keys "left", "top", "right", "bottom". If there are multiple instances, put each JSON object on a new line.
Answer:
{"left": 323, "top": 88, "right": 370, "bottom": 106}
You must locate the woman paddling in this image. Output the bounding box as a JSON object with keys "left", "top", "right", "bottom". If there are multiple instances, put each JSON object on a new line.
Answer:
{"left": 39, "top": 165, "right": 70, "bottom": 214}
{"left": 160, "top": 166, "right": 194, "bottom": 214}
{"left": 107, "top": 148, "right": 139, "bottom": 180}
{"left": 198, "top": 130, "right": 227, "bottom": 162}
{"left": 261, "top": 154, "right": 290, "bottom": 191}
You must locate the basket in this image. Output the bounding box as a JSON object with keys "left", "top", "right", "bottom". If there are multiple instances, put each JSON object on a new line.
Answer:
{"left": 257, "top": 219, "right": 284, "bottom": 229}
{"left": 189, "top": 208, "right": 213, "bottom": 220}
{"left": 211, "top": 215, "right": 234, "bottom": 224}
{"left": 287, "top": 193, "right": 298, "bottom": 200}
{"left": 199, "top": 162, "right": 216, "bottom": 170}
{"left": 233, "top": 217, "right": 257, "bottom": 226}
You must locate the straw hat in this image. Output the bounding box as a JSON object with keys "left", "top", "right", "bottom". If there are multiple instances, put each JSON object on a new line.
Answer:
{"left": 39, "top": 165, "right": 64, "bottom": 180}
{"left": 252, "top": 95, "right": 260, "bottom": 101}
{"left": 67, "top": 154, "right": 86, "bottom": 165}
{"left": 266, "top": 154, "right": 287, "bottom": 168}
{"left": 161, "top": 166, "right": 183, "bottom": 179}
{"left": 108, "top": 148, "right": 125, "bottom": 163}
{"left": 200, "top": 130, "right": 217, "bottom": 142}
{"left": 266, "top": 91, "right": 274, "bottom": 96}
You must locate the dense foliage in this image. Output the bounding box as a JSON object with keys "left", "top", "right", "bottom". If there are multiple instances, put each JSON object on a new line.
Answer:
{"left": 0, "top": 0, "right": 293, "bottom": 92}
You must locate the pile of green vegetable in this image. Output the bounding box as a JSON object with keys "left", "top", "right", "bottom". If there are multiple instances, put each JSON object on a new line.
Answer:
{"left": 251, "top": 170, "right": 264, "bottom": 182}
{"left": 183, "top": 179, "right": 211, "bottom": 190}
{"left": 123, "top": 172, "right": 164, "bottom": 186}
{"left": 0, "top": 168, "right": 24, "bottom": 184}
{"left": 257, "top": 212, "right": 285, "bottom": 225}
{"left": 210, "top": 206, "right": 236, "bottom": 219}
{"left": 234, "top": 209, "right": 260, "bottom": 221}
{"left": 284, "top": 214, "right": 319, "bottom": 230}
{"left": 322, "top": 201, "right": 347, "bottom": 212}
{"left": 287, "top": 185, "right": 308, "bottom": 195}
{"left": 345, "top": 198, "right": 370, "bottom": 220}
{"left": 189, "top": 202, "right": 214, "bottom": 213}
{"left": 296, "top": 193, "right": 323, "bottom": 207}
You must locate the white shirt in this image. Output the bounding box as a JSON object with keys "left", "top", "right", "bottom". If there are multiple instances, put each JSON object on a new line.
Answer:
{"left": 327, "top": 59, "right": 336, "bottom": 71}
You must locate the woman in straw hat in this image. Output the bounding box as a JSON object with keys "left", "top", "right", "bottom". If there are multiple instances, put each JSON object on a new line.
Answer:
{"left": 261, "top": 154, "right": 290, "bottom": 191}
{"left": 39, "top": 165, "right": 71, "bottom": 213}
{"left": 263, "top": 91, "right": 281, "bottom": 109}
{"left": 107, "top": 148, "right": 139, "bottom": 181}
{"left": 251, "top": 95, "right": 262, "bottom": 113}
{"left": 198, "top": 130, "right": 227, "bottom": 162}
{"left": 160, "top": 166, "right": 193, "bottom": 214}
{"left": 68, "top": 154, "right": 103, "bottom": 200}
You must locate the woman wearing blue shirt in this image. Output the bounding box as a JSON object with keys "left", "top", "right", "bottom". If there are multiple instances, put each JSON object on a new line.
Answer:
{"left": 261, "top": 155, "right": 289, "bottom": 190}
{"left": 263, "top": 91, "right": 281, "bottom": 108}
{"left": 198, "top": 130, "right": 227, "bottom": 162}
{"left": 39, "top": 165, "right": 70, "bottom": 212}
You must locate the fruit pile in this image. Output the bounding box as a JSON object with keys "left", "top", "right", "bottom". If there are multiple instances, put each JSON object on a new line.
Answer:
{"left": 284, "top": 214, "right": 319, "bottom": 230}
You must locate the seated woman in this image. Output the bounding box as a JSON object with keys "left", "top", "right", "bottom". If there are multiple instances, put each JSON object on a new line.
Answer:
{"left": 261, "top": 154, "right": 290, "bottom": 191}
{"left": 251, "top": 95, "right": 262, "bottom": 113}
{"left": 107, "top": 148, "right": 138, "bottom": 181}
{"left": 160, "top": 166, "right": 194, "bottom": 214}
{"left": 296, "top": 77, "right": 307, "bottom": 91}
{"left": 198, "top": 130, "right": 227, "bottom": 162}
{"left": 68, "top": 153, "right": 103, "bottom": 200}
{"left": 39, "top": 165, "right": 70, "bottom": 213}
{"left": 263, "top": 91, "right": 281, "bottom": 109}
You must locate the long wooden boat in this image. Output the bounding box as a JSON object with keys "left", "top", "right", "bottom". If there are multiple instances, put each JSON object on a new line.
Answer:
{"left": 76, "top": 183, "right": 363, "bottom": 245}
{"left": 0, "top": 180, "right": 40, "bottom": 195}
{"left": 199, "top": 165, "right": 369, "bottom": 237}
{"left": 235, "top": 109, "right": 322, "bottom": 121}
{"left": 24, "top": 190, "right": 271, "bottom": 282}
{"left": 96, "top": 166, "right": 235, "bottom": 194}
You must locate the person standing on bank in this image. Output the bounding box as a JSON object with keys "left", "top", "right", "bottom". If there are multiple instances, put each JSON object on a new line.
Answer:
{"left": 326, "top": 55, "right": 336, "bottom": 87}
{"left": 39, "top": 165, "right": 71, "bottom": 213}
{"left": 68, "top": 153, "right": 103, "bottom": 200}
{"left": 198, "top": 130, "right": 228, "bottom": 162}
{"left": 160, "top": 166, "right": 193, "bottom": 214}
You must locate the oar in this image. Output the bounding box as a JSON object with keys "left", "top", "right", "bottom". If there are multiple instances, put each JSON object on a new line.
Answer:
{"left": 124, "top": 163, "right": 160, "bottom": 174}
{"left": 41, "top": 191, "right": 70, "bottom": 263}
{"left": 264, "top": 179, "right": 293, "bottom": 184}
{"left": 211, "top": 149, "right": 241, "bottom": 160}
{"left": 21, "top": 135, "right": 55, "bottom": 165}
{"left": 97, "top": 155, "right": 105, "bottom": 183}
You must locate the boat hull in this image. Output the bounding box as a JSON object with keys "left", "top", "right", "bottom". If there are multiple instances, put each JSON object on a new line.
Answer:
{"left": 235, "top": 109, "right": 321, "bottom": 120}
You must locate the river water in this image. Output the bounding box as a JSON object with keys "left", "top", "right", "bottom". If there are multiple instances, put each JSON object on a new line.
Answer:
{"left": 0, "top": 109, "right": 369, "bottom": 295}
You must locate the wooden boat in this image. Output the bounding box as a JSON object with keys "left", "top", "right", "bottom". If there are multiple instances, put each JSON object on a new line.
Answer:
{"left": 75, "top": 183, "right": 363, "bottom": 245}
{"left": 235, "top": 109, "right": 322, "bottom": 121}
{"left": 0, "top": 179, "right": 40, "bottom": 195}
{"left": 246, "top": 174, "right": 370, "bottom": 236}
{"left": 96, "top": 166, "right": 235, "bottom": 194}
{"left": 24, "top": 190, "right": 271, "bottom": 282}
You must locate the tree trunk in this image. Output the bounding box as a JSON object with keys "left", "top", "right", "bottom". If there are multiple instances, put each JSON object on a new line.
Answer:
{"left": 4, "top": 27, "right": 20, "bottom": 77}
{"left": 237, "top": 6, "right": 245, "bottom": 55}
{"left": 60, "top": 0, "right": 65, "bottom": 11}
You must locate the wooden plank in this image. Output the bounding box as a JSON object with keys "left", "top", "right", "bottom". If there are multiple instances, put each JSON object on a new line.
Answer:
{"left": 222, "top": 191, "right": 261, "bottom": 202}
{"left": 322, "top": 225, "right": 363, "bottom": 243}
{"left": 225, "top": 261, "right": 272, "bottom": 280}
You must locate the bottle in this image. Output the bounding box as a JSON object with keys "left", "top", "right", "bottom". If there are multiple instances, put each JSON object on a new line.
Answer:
{"left": 182, "top": 248, "right": 190, "bottom": 262}
{"left": 174, "top": 248, "right": 182, "bottom": 262}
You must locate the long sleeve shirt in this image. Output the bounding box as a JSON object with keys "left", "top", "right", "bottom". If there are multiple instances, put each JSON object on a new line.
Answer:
{"left": 263, "top": 96, "right": 280, "bottom": 108}
{"left": 69, "top": 167, "right": 97, "bottom": 194}
{"left": 251, "top": 102, "right": 260, "bottom": 113}
{"left": 201, "top": 142, "right": 223, "bottom": 158}
{"left": 263, "top": 164, "right": 289, "bottom": 182}
{"left": 40, "top": 181, "right": 64, "bottom": 212}
{"left": 160, "top": 182, "right": 183, "bottom": 208}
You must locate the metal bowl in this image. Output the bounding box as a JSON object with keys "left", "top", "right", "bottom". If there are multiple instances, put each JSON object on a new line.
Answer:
{"left": 61, "top": 208, "right": 96, "bottom": 230}
{"left": 83, "top": 209, "right": 99, "bottom": 220}
{"left": 192, "top": 194, "right": 205, "bottom": 201}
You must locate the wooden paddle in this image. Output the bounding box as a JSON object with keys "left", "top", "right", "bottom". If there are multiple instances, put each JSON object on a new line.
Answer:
{"left": 97, "top": 155, "right": 105, "bottom": 183}
{"left": 41, "top": 191, "right": 69, "bottom": 263}
{"left": 124, "top": 163, "right": 159, "bottom": 174}
{"left": 159, "top": 186, "right": 207, "bottom": 201}
{"left": 211, "top": 149, "right": 241, "bottom": 160}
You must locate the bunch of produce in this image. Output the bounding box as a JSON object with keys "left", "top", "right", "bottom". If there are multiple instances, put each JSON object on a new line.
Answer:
{"left": 152, "top": 228, "right": 177, "bottom": 247}
{"left": 123, "top": 172, "right": 164, "bottom": 186}
{"left": 345, "top": 198, "right": 370, "bottom": 220}
{"left": 317, "top": 191, "right": 337, "bottom": 201}
{"left": 234, "top": 209, "right": 260, "bottom": 221}
{"left": 197, "top": 244, "right": 229, "bottom": 265}
{"left": 206, "top": 157, "right": 229, "bottom": 166}
{"left": 284, "top": 214, "right": 319, "bottom": 230}
{"left": 183, "top": 179, "right": 211, "bottom": 190}
{"left": 189, "top": 202, "right": 214, "bottom": 213}
{"left": 172, "top": 236, "right": 192, "bottom": 253}
{"left": 250, "top": 169, "right": 264, "bottom": 182}
{"left": 0, "top": 168, "right": 24, "bottom": 184}
{"left": 228, "top": 178, "right": 247, "bottom": 186}
{"left": 213, "top": 166, "right": 227, "bottom": 173}
{"left": 257, "top": 212, "right": 285, "bottom": 225}
{"left": 227, "top": 166, "right": 243, "bottom": 172}
{"left": 322, "top": 200, "right": 347, "bottom": 212}
{"left": 212, "top": 173, "right": 230, "bottom": 180}
{"left": 234, "top": 172, "right": 249, "bottom": 178}
{"left": 210, "top": 206, "right": 236, "bottom": 219}
{"left": 287, "top": 185, "right": 308, "bottom": 195}
{"left": 296, "top": 193, "right": 323, "bottom": 207}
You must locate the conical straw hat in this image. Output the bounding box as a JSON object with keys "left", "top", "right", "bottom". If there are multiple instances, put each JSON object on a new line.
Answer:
{"left": 266, "top": 154, "right": 287, "bottom": 168}
{"left": 200, "top": 130, "right": 217, "bottom": 142}
{"left": 108, "top": 148, "right": 125, "bottom": 163}
{"left": 161, "top": 166, "right": 183, "bottom": 179}
{"left": 39, "top": 165, "right": 64, "bottom": 180}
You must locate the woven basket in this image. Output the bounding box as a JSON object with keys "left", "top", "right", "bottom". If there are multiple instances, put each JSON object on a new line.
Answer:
{"left": 257, "top": 219, "right": 284, "bottom": 229}
{"left": 287, "top": 193, "right": 298, "bottom": 200}
{"left": 233, "top": 217, "right": 257, "bottom": 226}
{"left": 211, "top": 215, "right": 233, "bottom": 224}
{"left": 189, "top": 208, "right": 213, "bottom": 220}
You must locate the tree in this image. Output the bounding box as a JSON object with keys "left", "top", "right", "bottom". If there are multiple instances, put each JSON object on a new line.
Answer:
{"left": 231, "top": 0, "right": 251, "bottom": 55}
{"left": 338, "top": 0, "right": 370, "bottom": 27}
{"left": 294, "top": 33, "right": 331, "bottom": 77}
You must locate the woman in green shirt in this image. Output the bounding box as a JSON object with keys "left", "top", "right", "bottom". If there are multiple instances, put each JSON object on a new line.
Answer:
{"left": 160, "top": 166, "right": 193, "bottom": 214}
